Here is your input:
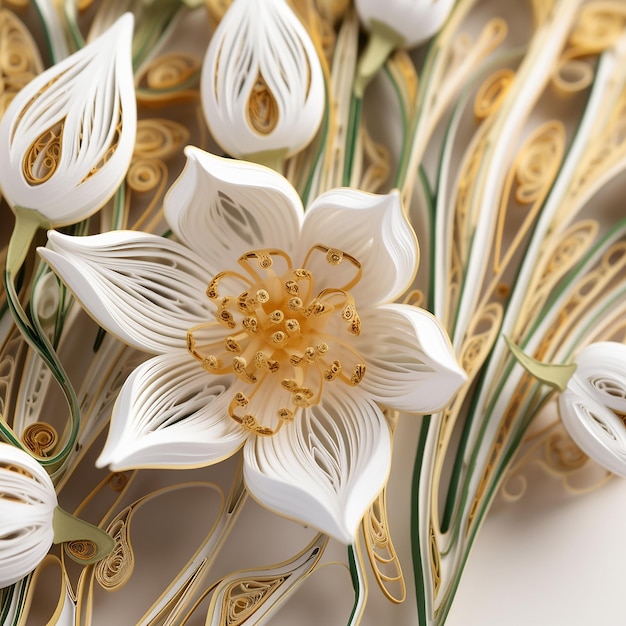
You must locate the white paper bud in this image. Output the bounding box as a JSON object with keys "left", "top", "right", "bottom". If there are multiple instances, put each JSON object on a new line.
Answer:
{"left": 201, "top": 0, "right": 324, "bottom": 160}
{"left": 355, "top": 0, "right": 455, "bottom": 48}
{"left": 559, "top": 342, "right": 626, "bottom": 477}
{"left": 0, "top": 13, "right": 136, "bottom": 227}
{"left": 0, "top": 443, "right": 57, "bottom": 588}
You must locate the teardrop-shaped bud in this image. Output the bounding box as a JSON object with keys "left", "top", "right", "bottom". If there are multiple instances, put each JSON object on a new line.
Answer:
{"left": 0, "top": 13, "right": 136, "bottom": 227}
{"left": 355, "top": 0, "right": 455, "bottom": 49}
{"left": 201, "top": 0, "right": 324, "bottom": 161}
{"left": 0, "top": 443, "right": 57, "bottom": 588}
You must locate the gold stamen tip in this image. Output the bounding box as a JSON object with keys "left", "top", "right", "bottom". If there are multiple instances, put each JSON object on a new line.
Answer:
{"left": 285, "top": 280, "right": 299, "bottom": 295}
{"left": 234, "top": 392, "right": 249, "bottom": 406}
{"left": 277, "top": 408, "right": 294, "bottom": 422}
{"left": 304, "top": 347, "right": 316, "bottom": 362}
{"left": 294, "top": 269, "right": 312, "bottom": 279}
{"left": 285, "top": 318, "right": 300, "bottom": 334}
{"left": 267, "top": 359, "right": 280, "bottom": 373}
{"left": 324, "top": 360, "right": 342, "bottom": 381}
{"left": 289, "top": 355, "right": 303, "bottom": 366}
{"left": 242, "top": 317, "right": 258, "bottom": 334}
{"left": 350, "top": 316, "right": 361, "bottom": 335}
{"left": 269, "top": 310, "right": 284, "bottom": 324}
{"left": 203, "top": 355, "right": 220, "bottom": 370}
{"left": 288, "top": 297, "right": 303, "bottom": 311}
{"left": 241, "top": 414, "right": 258, "bottom": 431}
{"left": 237, "top": 291, "right": 250, "bottom": 311}
{"left": 316, "top": 342, "right": 329, "bottom": 354}
{"left": 233, "top": 356, "right": 247, "bottom": 373}
{"left": 256, "top": 289, "right": 270, "bottom": 303}
{"left": 293, "top": 388, "right": 314, "bottom": 407}
{"left": 271, "top": 330, "right": 286, "bottom": 344}
{"left": 186, "top": 331, "right": 195, "bottom": 351}
{"left": 281, "top": 379, "right": 298, "bottom": 390}
{"left": 225, "top": 337, "right": 241, "bottom": 352}
{"left": 351, "top": 364, "right": 366, "bottom": 384}
{"left": 326, "top": 248, "right": 343, "bottom": 265}
{"left": 256, "top": 253, "right": 273, "bottom": 269}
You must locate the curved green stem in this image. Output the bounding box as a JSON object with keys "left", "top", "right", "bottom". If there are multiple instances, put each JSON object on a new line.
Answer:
{"left": 52, "top": 506, "right": 114, "bottom": 564}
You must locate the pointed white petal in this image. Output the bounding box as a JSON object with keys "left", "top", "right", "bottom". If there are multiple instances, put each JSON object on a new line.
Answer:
{"left": 559, "top": 342, "right": 626, "bottom": 477}
{"left": 0, "top": 443, "right": 57, "bottom": 588}
{"left": 97, "top": 351, "right": 247, "bottom": 470}
{"left": 164, "top": 147, "right": 303, "bottom": 270}
{"left": 200, "top": 0, "right": 324, "bottom": 158}
{"left": 0, "top": 14, "right": 136, "bottom": 225}
{"left": 243, "top": 385, "right": 391, "bottom": 544}
{"left": 355, "top": 304, "right": 466, "bottom": 413}
{"left": 301, "top": 189, "right": 418, "bottom": 305}
{"left": 39, "top": 230, "right": 215, "bottom": 354}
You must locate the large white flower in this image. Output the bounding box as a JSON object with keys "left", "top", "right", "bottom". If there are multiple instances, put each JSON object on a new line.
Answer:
{"left": 39, "top": 147, "right": 465, "bottom": 543}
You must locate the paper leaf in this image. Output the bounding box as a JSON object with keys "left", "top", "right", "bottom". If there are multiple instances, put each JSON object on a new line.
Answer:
{"left": 0, "top": 13, "right": 136, "bottom": 226}
{"left": 301, "top": 189, "right": 418, "bottom": 305}
{"left": 356, "top": 304, "right": 466, "bottom": 413}
{"left": 96, "top": 351, "right": 246, "bottom": 470}
{"left": 39, "top": 230, "right": 215, "bottom": 354}
{"left": 164, "top": 147, "right": 303, "bottom": 271}
{"left": 244, "top": 384, "right": 391, "bottom": 544}
{"left": 200, "top": 0, "right": 324, "bottom": 159}
{"left": 0, "top": 443, "right": 57, "bottom": 588}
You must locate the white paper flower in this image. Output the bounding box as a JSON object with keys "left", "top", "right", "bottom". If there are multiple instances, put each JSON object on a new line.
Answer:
{"left": 559, "top": 342, "right": 626, "bottom": 477}
{"left": 0, "top": 13, "right": 136, "bottom": 227}
{"left": 0, "top": 443, "right": 57, "bottom": 588}
{"left": 39, "top": 147, "right": 465, "bottom": 544}
{"left": 355, "top": 0, "right": 456, "bottom": 49}
{"left": 201, "top": 0, "right": 324, "bottom": 160}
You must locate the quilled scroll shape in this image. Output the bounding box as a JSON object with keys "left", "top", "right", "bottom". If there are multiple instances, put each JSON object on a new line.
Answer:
{"left": 0, "top": 13, "right": 136, "bottom": 227}
{"left": 200, "top": 0, "right": 324, "bottom": 161}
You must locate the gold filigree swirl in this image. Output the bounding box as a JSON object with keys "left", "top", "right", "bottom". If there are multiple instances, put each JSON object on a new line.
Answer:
{"left": 22, "top": 422, "right": 58, "bottom": 457}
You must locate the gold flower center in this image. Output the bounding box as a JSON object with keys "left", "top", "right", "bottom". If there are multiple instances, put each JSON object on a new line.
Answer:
{"left": 186, "top": 246, "right": 366, "bottom": 436}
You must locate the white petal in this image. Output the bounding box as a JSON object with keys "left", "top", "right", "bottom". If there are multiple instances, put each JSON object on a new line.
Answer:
{"left": 558, "top": 342, "right": 626, "bottom": 477}
{"left": 200, "top": 0, "right": 324, "bottom": 158}
{"left": 164, "top": 147, "right": 303, "bottom": 270}
{"left": 0, "top": 14, "right": 136, "bottom": 226}
{"left": 39, "top": 230, "right": 214, "bottom": 354}
{"left": 301, "top": 189, "right": 418, "bottom": 305}
{"left": 355, "top": 304, "right": 466, "bottom": 413}
{"left": 559, "top": 379, "right": 626, "bottom": 477}
{"left": 97, "top": 351, "right": 247, "bottom": 470}
{"left": 0, "top": 443, "right": 57, "bottom": 588}
{"left": 355, "top": 0, "right": 455, "bottom": 48}
{"left": 243, "top": 385, "right": 391, "bottom": 544}
{"left": 574, "top": 342, "right": 626, "bottom": 415}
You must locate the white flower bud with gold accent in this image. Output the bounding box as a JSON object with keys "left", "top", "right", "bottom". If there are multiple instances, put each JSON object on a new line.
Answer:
{"left": 0, "top": 443, "right": 57, "bottom": 588}
{"left": 0, "top": 13, "right": 136, "bottom": 227}
{"left": 355, "top": 0, "right": 455, "bottom": 49}
{"left": 201, "top": 0, "right": 324, "bottom": 163}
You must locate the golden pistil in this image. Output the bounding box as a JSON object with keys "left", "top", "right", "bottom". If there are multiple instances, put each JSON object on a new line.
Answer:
{"left": 188, "top": 246, "right": 368, "bottom": 436}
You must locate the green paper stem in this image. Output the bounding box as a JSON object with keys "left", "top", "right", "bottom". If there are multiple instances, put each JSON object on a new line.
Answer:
{"left": 244, "top": 148, "right": 288, "bottom": 173}
{"left": 52, "top": 506, "right": 114, "bottom": 565}
{"left": 6, "top": 207, "right": 50, "bottom": 277}
{"left": 503, "top": 335, "right": 576, "bottom": 391}
{"left": 354, "top": 20, "right": 404, "bottom": 98}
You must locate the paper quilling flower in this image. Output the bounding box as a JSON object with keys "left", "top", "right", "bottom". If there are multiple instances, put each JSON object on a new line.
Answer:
{"left": 0, "top": 443, "right": 57, "bottom": 589}
{"left": 506, "top": 338, "right": 626, "bottom": 477}
{"left": 0, "top": 13, "right": 136, "bottom": 228}
{"left": 558, "top": 342, "right": 626, "bottom": 477}
{"left": 200, "top": 0, "right": 324, "bottom": 161}
{"left": 39, "top": 147, "right": 465, "bottom": 543}
{"left": 354, "top": 0, "right": 456, "bottom": 49}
